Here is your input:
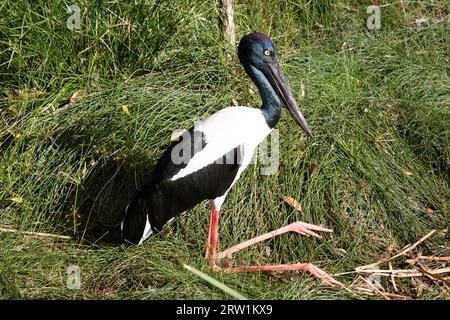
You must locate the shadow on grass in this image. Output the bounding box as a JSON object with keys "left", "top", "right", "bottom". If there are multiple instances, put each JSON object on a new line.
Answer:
{"left": 73, "top": 155, "right": 154, "bottom": 245}
{"left": 53, "top": 125, "right": 155, "bottom": 245}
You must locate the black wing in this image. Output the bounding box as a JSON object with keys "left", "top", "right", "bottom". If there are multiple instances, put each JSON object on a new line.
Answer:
{"left": 122, "top": 127, "right": 243, "bottom": 243}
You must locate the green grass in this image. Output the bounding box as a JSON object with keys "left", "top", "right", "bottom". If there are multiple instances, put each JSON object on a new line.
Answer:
{"left": 0, "top": 1, "right": 449, "bottom": 299}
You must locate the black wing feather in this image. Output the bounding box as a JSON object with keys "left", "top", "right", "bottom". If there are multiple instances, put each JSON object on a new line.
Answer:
{"left": 122, "top": 127, "right": 243, "bottom": 244}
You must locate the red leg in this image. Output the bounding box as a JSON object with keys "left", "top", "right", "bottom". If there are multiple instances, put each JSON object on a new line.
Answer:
{"left": 204, "top": 209, "right": 214, "bottom": 260}
{"left": 204, "top": 208, "right": 219, "bottom": 267}
{"left": 217, "top": 263, "right": 342, "bottom": 287}
{"left": 217, "top": 221, "right": 332, "bottom": 261}
{"left": 210, "top": 209, "right": 220, "bottom": 266}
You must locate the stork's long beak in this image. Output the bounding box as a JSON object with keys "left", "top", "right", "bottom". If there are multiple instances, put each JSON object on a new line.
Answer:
{"left": 264, "top": 61, "right": 313, "bottom": 137}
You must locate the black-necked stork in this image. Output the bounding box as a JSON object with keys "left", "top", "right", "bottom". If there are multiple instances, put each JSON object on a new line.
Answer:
{"left": 121, "top": 32, "right": 340, "bottom": 286}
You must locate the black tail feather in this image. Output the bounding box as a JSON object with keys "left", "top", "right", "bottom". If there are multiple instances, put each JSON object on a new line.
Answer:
{"left": 121, "top": 190, "right": 151, "bottom": 244}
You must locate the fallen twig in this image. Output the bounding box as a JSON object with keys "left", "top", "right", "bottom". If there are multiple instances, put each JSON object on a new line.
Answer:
{"left": 354, "top": 287, "right": 412, "bottom": 300}
{"left": 389, "top": 262, "right": 398, "bottom": 291}
{"left": 338, "top": 264, "right": 450, "bottom": 281}
{"left": 429, "top": 267, "right": 450, "bottom": 275}
{"left": 417, "top": 256, "right": 450, "bottom": 262}
{"left": 414, "top": 261, "right": 447, "bottom": 283}
{"left": 356, "top": 230, "right": 436, "bottom": 271}
{"left": 0, "top": 227, "right": 71, "bottom": 240}
{"left": 357, "top": 268, "right": 422, "bottom": 277}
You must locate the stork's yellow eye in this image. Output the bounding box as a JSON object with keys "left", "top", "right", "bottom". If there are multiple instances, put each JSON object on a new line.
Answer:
{"left": 263, "top": 50, "right": 271, "bottom": 56}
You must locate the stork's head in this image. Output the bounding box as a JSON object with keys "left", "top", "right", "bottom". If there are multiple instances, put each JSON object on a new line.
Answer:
{"left": 238, "top": 32, "right": 312, "bottom": 137}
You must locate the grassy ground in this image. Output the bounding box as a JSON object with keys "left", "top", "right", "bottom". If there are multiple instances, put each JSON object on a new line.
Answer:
{"left": 0, "top": 1, "right": 449, "bottom": 299}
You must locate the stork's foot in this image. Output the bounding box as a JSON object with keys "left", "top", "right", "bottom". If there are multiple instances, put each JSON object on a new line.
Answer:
{"left": 217, "top": 220, "right": 332, "bottom": 261}
{"left": 285, "top": 220, "right": 333, "bottom": 238}
{"left": 214, "top": 263, "right": 342, "bottom": 287}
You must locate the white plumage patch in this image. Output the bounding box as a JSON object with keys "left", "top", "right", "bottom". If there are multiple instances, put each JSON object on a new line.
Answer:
{"left": 170, "top": 107, "right": 272, "bottom": 182}
{"left": 138, "top": 215, "right": 153, "bottom": 245}
{"left": 121, "top": 203, "right": 130, "bottom": 233}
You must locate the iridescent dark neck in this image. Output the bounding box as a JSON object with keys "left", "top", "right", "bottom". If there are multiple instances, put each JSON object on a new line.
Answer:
{"left": 244, "top": 64, "right": 281, "bottom": 128}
